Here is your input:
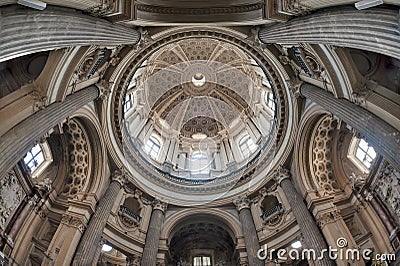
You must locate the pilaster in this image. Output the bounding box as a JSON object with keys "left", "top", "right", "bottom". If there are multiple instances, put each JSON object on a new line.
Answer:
{"left": 314, "top": 204, "right": 360, "bottom": 266}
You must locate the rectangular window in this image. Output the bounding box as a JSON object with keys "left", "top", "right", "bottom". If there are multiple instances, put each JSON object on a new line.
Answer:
{"left": 23, "top": 143, "right": 45, "bottom": 173}
{"left": 193, "top": 256, "right": 212, "bottom": 266}
{"left": 144, "top": 135, "right": 161, "bottom": 160}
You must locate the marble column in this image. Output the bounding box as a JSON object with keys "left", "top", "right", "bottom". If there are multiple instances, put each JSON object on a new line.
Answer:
{"left": 141, "top": 199, "right": 167, "bottom": 266}
{"left": 73, "top": 170, "right": 126, "bottom": 265}
{"left": 6, "top": 200, "right": 31, "bottom": 241}
{"left": 366, "top": 192, "right": 400, "bottom": 263}
{"left": 0, "top": 6, "right": 141, "bottom": 62}
{"left": 366, "top": 192, "right": 397, "bottom": 238}
{"left": 258, "top": 8, "right": 400, "bottom": 60}
{"left": 273, "top": 167, "right": 333, "bottom": 266}
{"left": 300, "top": 83, "right": 400, "bottom": 168}
{"left": 0, "top": 85, "right": 99, "bottom": 175}
{"left": 233, "top": 196, "right": 263, "bottom": 266}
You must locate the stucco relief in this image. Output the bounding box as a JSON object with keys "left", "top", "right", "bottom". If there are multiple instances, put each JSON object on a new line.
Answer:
{"left": 0, "top": 170, "right": 26, "bottom": 231}
{"left": 374, "top": 161, "right": 400, "bottom": 219}
{"left": 280, "top": 0, "right": 310, "bottom": 15}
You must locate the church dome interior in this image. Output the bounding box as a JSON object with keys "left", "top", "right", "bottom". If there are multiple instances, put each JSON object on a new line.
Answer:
{"left": 118, "top": 37, "right": 284, "bottom": 203}
{"left": 0, "top": 1, "right": 399, "bottom": 266}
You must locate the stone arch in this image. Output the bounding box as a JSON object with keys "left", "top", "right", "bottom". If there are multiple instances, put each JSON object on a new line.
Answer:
{"left": 59, "top": 118, "right": 91, "bottom": 196}
{"left": 293, "top": 103, "right": 335, "bottom": 196}
{"left": 161, "top": 208, "right": 243, "bottom": 265}
{"left": 161, "top": 208, "right": 243, "bottom": 243}
{"left": 68, "top": 106, "right": 109, "bottom": 198}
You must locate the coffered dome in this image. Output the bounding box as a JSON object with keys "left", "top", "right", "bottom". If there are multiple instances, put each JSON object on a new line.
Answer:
{"left": 111, "top": 31, "right": 293, "bottom": 205}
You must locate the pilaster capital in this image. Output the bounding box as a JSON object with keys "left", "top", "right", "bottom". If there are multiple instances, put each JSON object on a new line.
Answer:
{"left": 315, "top": 208, "right": 342, "bottom": 228}
{"left": 233, "top": 195, "right": 251, "bottom": 211}
{"left": 152, "top": 198, "right": 167, "bottom": 213}
{"left": 111, "top": 168, "right": 128, "bottom": 187}
{"left": 61, "top": 213, "right": 88, "bottom": 233}
{"left": 273, "top": 167, "right": 291, "bottom": 185}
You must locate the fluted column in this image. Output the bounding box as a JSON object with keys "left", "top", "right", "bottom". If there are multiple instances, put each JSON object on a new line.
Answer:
{"left": 258, "top": 8, "right": 400, "bottom": 60}
{"left": 141, "top": 199, "right": 167, "bottom": 266}
{"left": 300, "top": 83, "right": 400, "bottom": 168}
{"left": 0, "top": 6, "right": 141, "bottom": 62}
{"left": 73, "top": 170, "right": 126, "bottom": 265}
{"left": 274, "top": 168, "right": 333, "bottom": 266}
{"left": 0, "top": 85, "right": 99, "bottom": 175}
{"left": 233, "top": 196, "right": 263, "bottom": 266}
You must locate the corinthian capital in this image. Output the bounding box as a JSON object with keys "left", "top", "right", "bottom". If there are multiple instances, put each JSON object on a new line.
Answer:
{"left": 233, "top": 195, "right": 251, "bottom": 211}
{"left": 273, "top": 166, "right": 291, "bottom": 185}
{"left": 111, "top": 168, "right": 128, "bottom": 187}
{"left": 152, "top": 198, "right": 168, "bottom": 213}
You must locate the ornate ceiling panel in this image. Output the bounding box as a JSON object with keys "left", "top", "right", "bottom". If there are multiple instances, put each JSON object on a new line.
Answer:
{"left": 136, "top": 38, "right": 262, "bottom": 132}
{"left": 181, "top": 116, "right": 223, "bottom": 138}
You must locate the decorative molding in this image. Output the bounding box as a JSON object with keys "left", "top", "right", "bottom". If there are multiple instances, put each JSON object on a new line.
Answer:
{"left": 288, "top": 78, "right": 303, "bottom": 98}
{"left": 135, "top": 3, "right": 263, "bottom": 15}
{"left": 31, "top": 88, "right": 48, "bottom": 112}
